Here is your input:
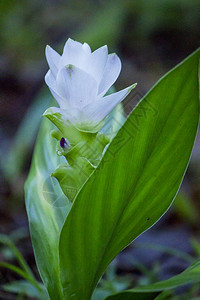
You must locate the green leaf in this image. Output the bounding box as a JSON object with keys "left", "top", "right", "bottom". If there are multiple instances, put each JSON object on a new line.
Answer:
{"left": 104, "top": 259, "right": 200, "bottom": 300}
{"left": 0, "top": 233, "right": 34, "bottom": 279}
{"left": 59, "top": 49, "right": 199, "bottom": 299}
{"left": 2, "top": 280, "right": 48, "bottom": 300}
{"left": 0, "top": 233, "right": 43, "bottom": 292}
{"left": 0, "top": 262, "right": 33, "bottom": 283}
{"left": 106, "top": 292, "right": 158, "bottom": 300}
{"left": 0, "top": 262, "right": 43, "bottom": 294}
{"left": 25, "top": 118, "right": 72, "bottom": 299}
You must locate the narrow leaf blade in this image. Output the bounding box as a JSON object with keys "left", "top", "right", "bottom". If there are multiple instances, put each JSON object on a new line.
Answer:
{"left": 104, "top": 259, "right": 200, "bottom": 300}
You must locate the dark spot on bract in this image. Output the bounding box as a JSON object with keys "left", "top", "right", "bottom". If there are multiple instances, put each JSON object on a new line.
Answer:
{"left": 60, "top": 137, "right": 66, "bottom": 148}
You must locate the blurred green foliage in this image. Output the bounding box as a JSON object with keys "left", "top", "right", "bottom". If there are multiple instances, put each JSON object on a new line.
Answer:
{"left": 0, "top": 1, "right": 199, "bottom": 298}
{"left": 0, "top": 0, "right": 199, "bottom": 74}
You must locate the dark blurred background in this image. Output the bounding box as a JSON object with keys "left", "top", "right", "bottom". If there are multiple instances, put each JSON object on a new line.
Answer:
{"left": 0, "top": 0, "right": 200, "bottom": 298}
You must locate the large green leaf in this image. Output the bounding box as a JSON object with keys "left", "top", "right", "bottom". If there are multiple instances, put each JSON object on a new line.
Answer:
{"left": 25, "top": 118, "right": 71, "bottom": 300}
{"left": 105, "top": 259, "right": 200, "bottom": 300}
{"left": 59, "top": 49, "right": 199, "bottom": 299}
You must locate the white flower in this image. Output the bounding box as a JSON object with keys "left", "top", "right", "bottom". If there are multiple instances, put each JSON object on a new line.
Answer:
{"left": 45, "top": 38, "right": 136, "bottom": 129}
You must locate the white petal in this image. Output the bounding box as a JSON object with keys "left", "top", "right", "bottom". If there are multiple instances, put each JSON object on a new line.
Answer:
{"left": 86, "top": 45, "right": 108, "bottom": 84}
{"left": 64, "top": 38, "right": 83, "bottom": 51}
{"left": 59, "top": 38, "right": 89, "bottom": 70}
{"left": 82, "top": 83, "right": 137, "bottom": 123}
{"left": 45, "top": 45, "right": 61, "bottom": 77}
{"left": 98, "top": 53, "right": 121, "bottom": 97}
{"left": 56, "top": 65, "right": 98, "bottom": 108}
{"left": 45, "top": 70, "right": 68, "bottom": 108}
{"left": 45, "top": 69, "right": 56, "bottom": 90}
{"left": 82, "top": 42, "right": 91, "bottom": 53}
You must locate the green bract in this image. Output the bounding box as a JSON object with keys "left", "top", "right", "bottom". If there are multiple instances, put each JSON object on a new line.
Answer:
{"left": 25, "top": 48, "right": 199, "bottom": 300}
{"left": 43, "top": 108, "right": 110, "bottom": 201}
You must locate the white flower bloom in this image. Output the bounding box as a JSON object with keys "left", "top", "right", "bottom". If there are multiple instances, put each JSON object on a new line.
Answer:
{"left": 45, "top": 38, "right": 136, "bottom": 128}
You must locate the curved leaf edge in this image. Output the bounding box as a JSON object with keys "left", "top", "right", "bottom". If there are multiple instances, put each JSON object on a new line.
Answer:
{"left": 104, "top": 259, "right": 200, "bottom": 300}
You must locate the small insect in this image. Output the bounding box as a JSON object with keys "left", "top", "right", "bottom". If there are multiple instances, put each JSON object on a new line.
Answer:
{"left": 60, "top": 137, "right": 70, "bottom": 149}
